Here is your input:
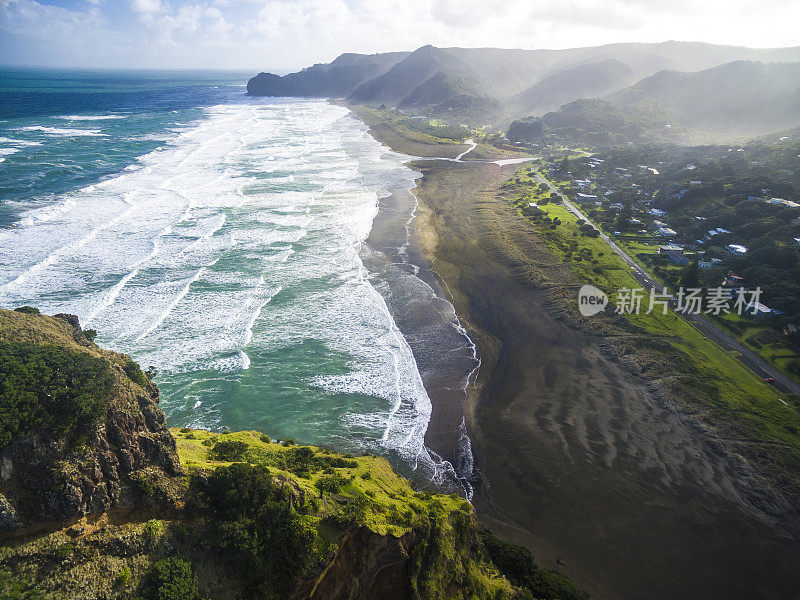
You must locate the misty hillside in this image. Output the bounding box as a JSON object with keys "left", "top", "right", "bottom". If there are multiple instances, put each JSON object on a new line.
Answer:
{"left": 509, "top": 59, "right": 636, "bottom": 117}
{"left": 347, "top": 45, "right": 489, "bottom": 109}
{"left": 246, "top": 51, "right": 409, "bottom": 97}
{"left": 508, "top": 60, "right": 800, "bottom": 145}
{"left": 612, "top": 60, "right": 800, "bottom": 138}
{"left": 248, "top": 42, "right": 800, "bottom": 119}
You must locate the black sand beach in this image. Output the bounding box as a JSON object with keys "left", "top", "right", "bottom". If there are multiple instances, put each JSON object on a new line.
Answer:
{"left": 351, "top": 105, "right": 800, "bottom": 600}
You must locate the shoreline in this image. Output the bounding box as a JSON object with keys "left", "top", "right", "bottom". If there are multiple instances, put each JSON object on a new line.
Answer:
{"left": 349, "top": 105, "right": 800, "bottom": 600}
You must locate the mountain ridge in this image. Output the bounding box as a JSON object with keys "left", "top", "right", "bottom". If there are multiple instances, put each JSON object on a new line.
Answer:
{"left": 248, "top": 41, "right": 800, "bottom": 127}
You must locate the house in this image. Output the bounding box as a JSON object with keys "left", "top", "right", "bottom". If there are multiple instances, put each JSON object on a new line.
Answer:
{"left": 657, "top": 227, "right": 677, "bottom": 236}
{"left": 658, "top": 245, "right": 686, "bottom": 263}
{"left": 689, "top": 180, "right": 702, "bottom": 186}
{"left": 727, "top": 244, "right": 748, "bottom": 255}
{"left": 795, "top": 237, "right": 800, "bottom": 246}
{"left": 649, "top": 208, "right": 666, "bottom": 217}
{"left": 699, "top": 258, "right": 722, "bottom": 269}
{"left": 769, "top": 198, "right": 800, "bottom": 208}
{"left": 746, "top": 301, "right": 773, "bottom": 317}
{"left": 609, "top": 202, "right": 624, "bottom": 210}
{"left": 724, "top": 272, "right": 745, "bottom": 287}
{"left": 576, "top": 193, "right": 598, "bottom": 201}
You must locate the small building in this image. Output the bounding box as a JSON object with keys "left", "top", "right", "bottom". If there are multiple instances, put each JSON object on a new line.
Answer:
{"left": 727, "top": 244, "right": 748, "bottom": 255}
{"left": 657, "top": 227, "right": 677, "bottom": 236}
{"left": 649, "top": 208, "right": 666, "bottom": 217}
{"left": 794, "top": 237, "right": 800, "bottom": 246}
{"left": 769, "top": 198, "right": 800, "bottom": 208}
{"left": 700, "top": 257, "right": 723, "bottom": 269}
{"left": 784, "top": 323, "right": 798, "bottom": 336}
{"left": 658, "top": 245, "right": 686, "bottom": 263}
{"left": 746, "top": 301, "right": 773, "bottom": 317}
{"left": 725, "top": 272, "right": 745, "bottom": 287}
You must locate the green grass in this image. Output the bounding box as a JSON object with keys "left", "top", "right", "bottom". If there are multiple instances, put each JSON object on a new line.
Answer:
{"left": 172, "top": 428, "right": 465, "bottom": 537}
{"left": 508, "top": 168, "right": 800, "bottom": 451}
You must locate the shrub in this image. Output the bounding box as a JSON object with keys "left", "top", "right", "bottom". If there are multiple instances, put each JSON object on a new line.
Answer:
{"left": 209, "top": 440, "right": 248, "bottom": 462}
{"left": 121, "top": 355, "right": 147, "bottom": 387}
{"left": 281, "top": 438, "right": 295, "bottom": 447}
{"left": 116, "top": 566, "right": 132, "bottom": 587}
{"left": 260, "top": 434, "right": 271, "bottom": 444}
{"left": 13, "top": 306, "right": 39, "bottom": 315}
{"left": 286, "top": 446, "right": 315, "bottom": 476}
{"left": 143, "top": 519, "right": 163, "bottom": 546}
{"left": 83, "top": 329, "right": 97, "bottom": 342}
{"left": 321, "top": 495, "right": 368, "bottom": 529}
{"left": 140, "top": 557, "right": 201, "bottom": 600}
{"left": 479, "top": 530, "right": 588, "bottom": 600}
{"left": 315, "top": 473, "right": 346, "bottom": 494}
{"left": 0, "top": 570, "right": 45, "bottom": 599}
{"left": 197, "top": 463, "right": 275, "bottom": 520}
{"left": 191, "top": 463, "right": 314, "bottom": 596}
{"left": 52, "top": 543, "right": 73, "bottom": 562}
{"left": 0, "top": 342, "right": 114, "bottom": 448}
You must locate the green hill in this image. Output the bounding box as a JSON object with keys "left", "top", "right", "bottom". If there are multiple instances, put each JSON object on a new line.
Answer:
{"left": 0, "top": 308, "right": 586, "bottom": 600}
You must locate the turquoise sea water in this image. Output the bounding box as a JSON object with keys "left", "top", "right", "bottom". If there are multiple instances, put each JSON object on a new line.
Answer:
{"left": 0, "top": 68, "right": 469, "bottom": 485}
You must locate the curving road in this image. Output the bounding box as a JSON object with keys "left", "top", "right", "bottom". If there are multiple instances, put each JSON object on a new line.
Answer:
{"left": 534, "top": 171, "right": 800, "bottom": 398}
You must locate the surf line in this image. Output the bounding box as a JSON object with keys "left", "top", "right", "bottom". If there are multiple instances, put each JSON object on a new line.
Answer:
{"left": 135, "top": 258, "right": 219, "bottom": 341}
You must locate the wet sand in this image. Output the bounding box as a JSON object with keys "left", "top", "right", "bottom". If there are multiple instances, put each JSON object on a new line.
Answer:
{"left": 408, "top": 159, "right": 800, "bottom": 600}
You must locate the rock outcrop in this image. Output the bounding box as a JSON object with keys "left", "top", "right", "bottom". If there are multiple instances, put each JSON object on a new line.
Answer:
{"left": 0, "top": 309, "right": 182, "bottom": 530}
{"left": 292, "top": 526, "right": 412, "bottom": 600}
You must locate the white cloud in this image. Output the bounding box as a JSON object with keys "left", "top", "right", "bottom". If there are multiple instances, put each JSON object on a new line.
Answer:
{"left": 2, "top": 0, "right": 799, "bottom": 69}
{"left": 131, "top": 0, "right": 165, "bottom": 18}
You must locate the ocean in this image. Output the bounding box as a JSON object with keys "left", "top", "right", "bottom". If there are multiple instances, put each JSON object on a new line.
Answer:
{"left": 0, "top": 68, "right": 476, "bottom": 490}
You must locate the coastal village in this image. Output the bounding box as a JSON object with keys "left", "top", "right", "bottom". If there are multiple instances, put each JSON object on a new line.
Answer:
{"left": 530, "top": 141, "right": 800, "bottom": 381}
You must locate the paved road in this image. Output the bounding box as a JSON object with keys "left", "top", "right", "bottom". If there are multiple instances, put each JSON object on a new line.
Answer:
{"left": 534, "top": 172, "right": 800, "bottom": 398}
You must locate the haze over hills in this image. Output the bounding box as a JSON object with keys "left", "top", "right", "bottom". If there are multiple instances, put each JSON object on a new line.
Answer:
{"left": 508, "top": 59, "right": 636, "bottom": 118}
{"left": 510, "top": 60, "right": 800, "bottom": 145}
{"left": 248, "top": 41, "right": 800, "bottom": 144}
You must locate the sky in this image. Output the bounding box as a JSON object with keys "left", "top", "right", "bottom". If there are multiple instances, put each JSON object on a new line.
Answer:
{"left": 1, "top": 0, "right": 799, "bottom": 71}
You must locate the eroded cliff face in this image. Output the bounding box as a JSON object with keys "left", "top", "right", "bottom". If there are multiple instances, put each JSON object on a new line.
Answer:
{"left": 292, "top": 526, "right": 413, "bottom": 600}
{"left": 0, "top": 309, "right": 182, "bottom": 530}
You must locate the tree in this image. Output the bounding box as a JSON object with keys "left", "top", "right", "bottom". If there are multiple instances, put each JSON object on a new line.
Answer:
{"left": 681, "top": 256, "right": 700, "bottom": 288}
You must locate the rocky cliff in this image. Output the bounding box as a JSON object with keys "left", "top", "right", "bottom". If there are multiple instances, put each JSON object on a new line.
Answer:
{"left": 0, "top": 309, "right": 586, "bottom": 600}
{"left": 0, "top": 308, "right": 182, "bottom": 530}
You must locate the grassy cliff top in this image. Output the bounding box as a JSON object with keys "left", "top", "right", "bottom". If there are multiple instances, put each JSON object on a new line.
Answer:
{"left": 171, "top": 427, "right": 467, "bottom": 538}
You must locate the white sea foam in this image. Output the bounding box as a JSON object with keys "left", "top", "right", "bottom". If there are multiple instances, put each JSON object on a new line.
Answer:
{"left": 13, "top": 126, "right": 107, "bottom": 137}
{"left": 0, "top": 99, "right": 440, "bottom": 478}
{"left": 57, "top": 115, "right": 126, "bottom": 121}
